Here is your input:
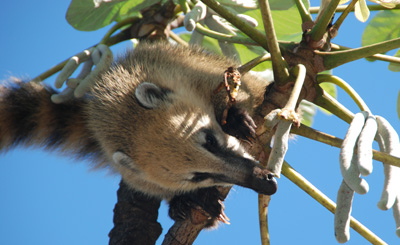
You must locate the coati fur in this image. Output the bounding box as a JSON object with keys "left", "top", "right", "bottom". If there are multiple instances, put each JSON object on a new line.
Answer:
{"left": 0, "top": 42, "right": 276, "bottom": 223}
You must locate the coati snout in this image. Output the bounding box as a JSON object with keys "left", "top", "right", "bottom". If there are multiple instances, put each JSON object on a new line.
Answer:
{"left": 95, "top": 81, "right": 277, "bottom": 198}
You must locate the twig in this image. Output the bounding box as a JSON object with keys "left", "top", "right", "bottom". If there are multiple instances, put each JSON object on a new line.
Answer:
{"left": 290, "top": 124, "right": 400, "bottom": 168}
{"left": 258, "top": 0, "right": 289, "bottom": 84}
{"left": 238, "top": 53, "right": 271, "bottom": 74}
{"left": 309, "top": 0, "right": 341, "bottom": 41}
{"left": 294, "top": 0, "right": 312, "bottom": 23}
{"left": 318, "top": 37, "right": 400, "bottom": 70}
{"left": 309, "top": 4, "right": 400, "bottom": 14}
{"left": 331, "top": 44, "right": 400, "bottom": 64}
{"left": 195, "top": 23, "right": 258, "bottom": 45}
{"left": 332, "top": 0, "right": 357, "bottom": 32}
{"left": 280, "top": 160, "right": 388, "bottom": 244}
{"left": 317, "top": 74, "right": 370, "bottom": 112}
{"left": 201, "top": 0, "right": 270, "bottom": 51}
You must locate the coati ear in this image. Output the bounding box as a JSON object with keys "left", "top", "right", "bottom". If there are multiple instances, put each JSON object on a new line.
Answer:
{"left": 112, "top": 151, "right": 141, "bottom": 173}
{"left": 135, "top": 82, "right": 172, "bottom": 109}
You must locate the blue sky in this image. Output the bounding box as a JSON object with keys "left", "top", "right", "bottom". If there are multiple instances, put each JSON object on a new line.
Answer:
{"left": 1, "top": 1, "right": 400, "bottom": 244}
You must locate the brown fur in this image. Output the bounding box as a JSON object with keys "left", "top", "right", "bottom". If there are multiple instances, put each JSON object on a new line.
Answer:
{"left": 0, "top": 42, "right": 275, "bottom": 199}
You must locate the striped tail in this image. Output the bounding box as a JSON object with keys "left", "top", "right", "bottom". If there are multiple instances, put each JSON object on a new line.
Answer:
{"left": 0, "top": 80, "right": 103, "bottom": 164}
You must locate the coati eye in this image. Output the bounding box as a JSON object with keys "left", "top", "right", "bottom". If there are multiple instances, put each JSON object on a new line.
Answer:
{"left": 205, "top": 133, "right": 217, "bottom": 147}
{"left": 203, "top": 131, "right": 219, "bottom": 153}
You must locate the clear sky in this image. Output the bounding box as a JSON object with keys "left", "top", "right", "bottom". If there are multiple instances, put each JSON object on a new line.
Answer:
{"left": 1, "top": 0, "right": 399, "bottom": 244}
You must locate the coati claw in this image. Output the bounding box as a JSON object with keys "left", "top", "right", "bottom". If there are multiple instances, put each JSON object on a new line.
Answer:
{"left": 169, "top": 187, "right": 227, "bottom": 228}
{"left": 222, "top": 106, "right": 257, "bottom": 143}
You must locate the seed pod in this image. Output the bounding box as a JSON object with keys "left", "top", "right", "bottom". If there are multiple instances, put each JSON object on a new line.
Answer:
{"left": 54, "top": 48, "right": 93, "bottom": 89}
{"left": 74, "top": 44, "right": 113, "bottom": 98}
{"left": 237, "top": 14, "right": 258, "bottom": 27}
{"left": 55, "top": 56, "right": 80, "bottom": 89}
{"left": 267, "top": 120, "right": 291, "bottom": 178}
{"left": 51, "top": 87, "right": 75, "bottom": 104}
{"left": 184, "top": 2, "right": 207, "bottom": 31}
{"left": 376, "top": 116, "right": 400, "bottom": 210}
{"left": 335, "top": 180, "right": 355, "bottom": 244}
{"left": 340, "top": 111, "right": 369, "bottom": 194}
{"left": 392, "top": 197, "right": 400, "bottom": 238}
{"left": 356, "top": 112, "right": 377, "bottom": 176}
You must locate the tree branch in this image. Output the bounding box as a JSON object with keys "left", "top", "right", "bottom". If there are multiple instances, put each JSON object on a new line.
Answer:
{"left": 109, "top": 180, "right": 162, "bottom": 245}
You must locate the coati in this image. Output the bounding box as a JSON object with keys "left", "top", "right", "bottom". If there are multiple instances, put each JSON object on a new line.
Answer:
{"left": 0, "top": 42, "right": 276, "bottom": 223}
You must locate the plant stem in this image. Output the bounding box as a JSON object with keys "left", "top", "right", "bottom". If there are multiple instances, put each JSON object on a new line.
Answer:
{"left": 201, "top": 0, "right": 270, "bottom": 51}
{"left": 309, "top": 0, "right": 341, "bottom": 41}
{"left": 309, "top": 4, "right": 400, "bottom": 14}
{"left": 294, "top": 0, "right": 312, "bottom": 23}
{"left": 169, "top": 31, "right": 189, "bottom": 47}
{"left": 238, "top": 53, "right": 271, "bottom": 74}
{"left": 30, "top": 31, "right": 131, "bottom": 83}
{"left": 259, "top": 0, "right": 289, "bottom": 84}
{"left": 99, "top": 17, "right": 140, "bottom": 45}
{"left": 331, "top": 43, "right": 400, "bottom": 64}
{"left": 332, "top": 0, "right": 357, "bottom": 32}
{"left": 195, "top": 23, "right": 258, "bottom": 45}
{"left": 313, "top": 88, "right": 353, "bottom": 123}
{"left": 280, "top": 160, "right": 388, "bottom": 245}
{"left": 319, "top": 37, "right": 400, "bottom": 70}
{"left": 291, "top": 124, "right": 400, "bottom": 168}
{"left": 284, "top": 64, "right": 306, "bottom": 110}
{"left": 317, "top": 74, "right": 370, "bottom": 112}
{"left": 258, "top": 195, "right": 271, "bottom": 245}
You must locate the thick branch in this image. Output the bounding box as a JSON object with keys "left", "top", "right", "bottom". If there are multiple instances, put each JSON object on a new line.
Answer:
{"left": 319, "top": 37, "right": 400, "bottom": 70}
{"left": 109, "top": 180, "right": 162, "bottom": 245}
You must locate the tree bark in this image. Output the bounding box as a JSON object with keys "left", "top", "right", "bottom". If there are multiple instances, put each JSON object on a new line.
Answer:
{"left": 109, "top": 180, "right": 163, "bottom": 245}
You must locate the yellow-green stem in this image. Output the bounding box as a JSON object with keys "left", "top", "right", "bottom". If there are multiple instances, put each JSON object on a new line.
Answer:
{"left": 309, "top": 0, "right": 341, "bottom": 41}
{"left": 294, "top": 0, "right": 312, "bottom": 23}
{"left": 281, "top": 161, "right": 388, "bottom": 244}
{"left": 258, "top": 0, "right": 289, "bottom": 83}
{"left": 317, "top": 74, "right": 370, "bottom": 112}
{"left": 291, "top": 124, "right": 400, "bottom": 167}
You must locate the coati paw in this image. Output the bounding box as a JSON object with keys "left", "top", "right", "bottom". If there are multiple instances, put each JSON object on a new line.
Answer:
{"left": 168, "top": 187, "right": 229, "bottom": 228}
{"left": 222, "top": 106, "right": 257, "bottom": 143}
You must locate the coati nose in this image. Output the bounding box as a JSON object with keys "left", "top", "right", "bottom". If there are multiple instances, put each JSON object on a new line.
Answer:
{"left": 251, "top": 167, "right": 278, "bottom": 195}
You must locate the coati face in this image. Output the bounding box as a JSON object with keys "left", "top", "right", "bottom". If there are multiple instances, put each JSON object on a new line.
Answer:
{"left": 89, "top": 81, "right": 277, "bottom": 199}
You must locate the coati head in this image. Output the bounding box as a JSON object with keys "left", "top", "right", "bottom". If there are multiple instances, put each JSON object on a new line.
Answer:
{"left": 87, "top": 76, "right": 277, "bottom": 199}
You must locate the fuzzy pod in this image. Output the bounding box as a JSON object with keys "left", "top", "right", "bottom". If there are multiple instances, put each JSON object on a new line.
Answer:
{"left": 335, "top": 180, "right": 355, "bottom": 244}
{"left": 237, "top": 14, "right": 258, "bottom": 27}
{"left": 392, "top": 197, "right": 400, "bottom": 238}
{"left": 184, "top": 2, "right": 207, "bottom": 31}
{"left": 189, "top": 28, "right": 205, "bottom": 46}
{"left": 51, "top": 87, "right": 75, "bottom": 104}
{"left": 376, "top": 116, "right": 400, "bottom": 210}
{"left": 267, "top": 120, "right": 291, "bottom": 178}
{"left": 55, "top": 56, "right": 80, "bottom": 89}
{"left": 340, "top": 111, "right": 369, "bottom": 194}
{"left": 74, "top": 45, "right": 113, "bottom": 98}
{"left": 218, "top": 41, "right": 240, "bottom": 62}
{"left": 356, "top": 112, "right": 377, "bottom": 176}
{"left": 54, "top": 49, "right": 93, "bottom": 89}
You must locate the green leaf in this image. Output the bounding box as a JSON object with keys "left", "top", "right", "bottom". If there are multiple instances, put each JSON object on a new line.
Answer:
{"left": 244, "top": 2, "right": 304, "bottom": 42}
{"left": 320, "top": 81, "right": 337, "bottom": 99}
{"left": 299, "top": 100, "right": 317, "bottom": 127}
{"left": 388, "top": 49, "right": 400, "bottom": 72}
{"left": 362, "top": 10, "right": 400, "bottom": 47}
{"left": 118, "top": 0, "right": 161, "bottom": 20}
{"left": 66, "top": 0, "right": 127, "bottom": 31}
{"left": 354, "top": 0, "right": 370, "bottom": 23}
